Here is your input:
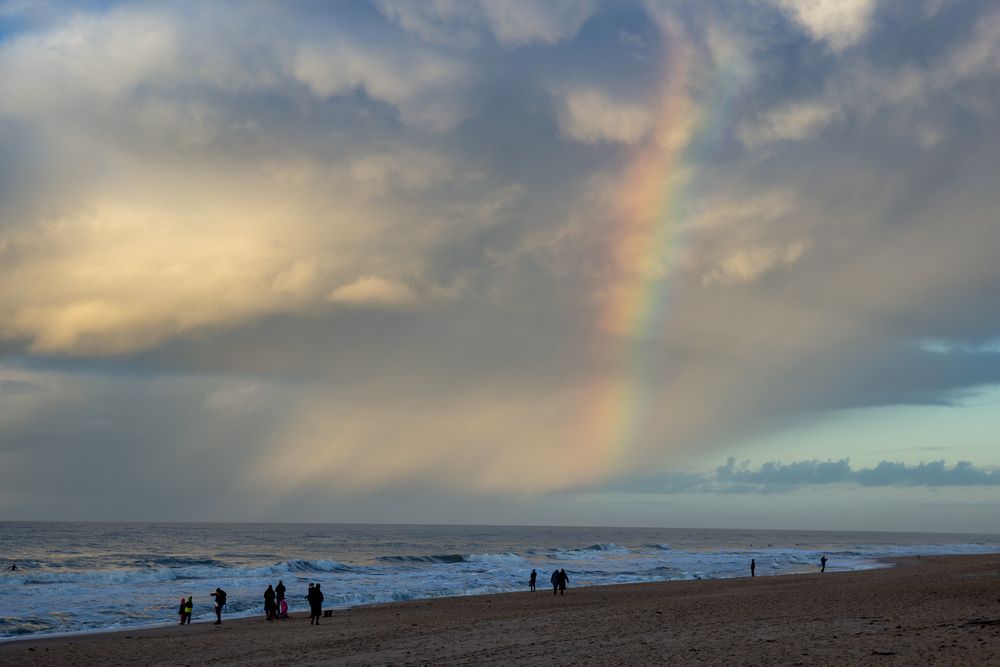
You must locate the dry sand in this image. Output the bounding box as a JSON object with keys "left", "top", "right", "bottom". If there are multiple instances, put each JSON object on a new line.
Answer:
{"left": 2, "top": 553, "right": 999, "bottom": 666}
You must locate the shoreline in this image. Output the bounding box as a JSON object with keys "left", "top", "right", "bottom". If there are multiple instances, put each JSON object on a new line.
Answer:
{"left": 2, "top": 553, "right": 998, "bottom": 665}
{"left": 0, "top": 555, "right": 896, "bottom": 645}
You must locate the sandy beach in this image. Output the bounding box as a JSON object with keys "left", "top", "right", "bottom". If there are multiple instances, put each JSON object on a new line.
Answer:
{"left": 2, "top": 554, "right": 998, "bottom": 666}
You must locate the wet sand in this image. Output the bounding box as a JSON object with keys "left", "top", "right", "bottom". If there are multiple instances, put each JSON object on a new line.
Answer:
{"left": 2, "top": 553, "right": 999, "bottom": 666}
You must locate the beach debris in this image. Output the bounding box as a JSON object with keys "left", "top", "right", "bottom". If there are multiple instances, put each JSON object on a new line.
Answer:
{"left": 871, "top": 649, "right": 896, "bottom": 656}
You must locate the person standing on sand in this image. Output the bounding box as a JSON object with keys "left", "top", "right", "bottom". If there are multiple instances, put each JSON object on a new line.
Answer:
{"left": 559, "top": 569, "right": 568, "bottom": 595}
{"left": 308, "top": 583, "right": 325, "bottom": 625}
{"left": 275, "top": 580, "right": 286, "bottom": 605}
{"left": 264, "top": 584, "right": 277, "bottom": 621}
{"left": 551, "top": 569, "right": 560, "bottom": 595}
{"left": 184, "top": 596, "right": 193, "bottom": 624}
{"left": 529, "top": 569, "right": 537, "bottom": 592}
{"left": 820, "top": 555, "right": 827, "bottom": 573}
{"left": 178, "top": 597, "right": 187, "bottom": 625}
{"left": 211, "top": 587, "right": 227, "bottom": 624}
{"left": 751, "top": 559, "right": 756, "bottom": 577}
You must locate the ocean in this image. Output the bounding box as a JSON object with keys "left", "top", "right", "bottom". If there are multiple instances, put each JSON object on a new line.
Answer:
{"left": 2, "top": 522, "right": 998, "bottom": 640}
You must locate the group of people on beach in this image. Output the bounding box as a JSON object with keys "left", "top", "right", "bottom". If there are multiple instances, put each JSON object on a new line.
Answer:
{"left": 526, "top": 568, "right": 570, "bottom": 595}
{"left": 265, "top": 581, "right": 325, "bottom": 624}
{"left": 177, "top": 596, "right": 193, "bottom": 624}
{"left": 175, "top": 590, "right": 227, "bottom": 624}
{"left": 179, "top": 580, "right": 326, "bottom": 625}
{"left": 178, "top": 554, "right": 831, "bottom": 627}
{"left": 263, "top": 580, "right": 288, "bottom": 621}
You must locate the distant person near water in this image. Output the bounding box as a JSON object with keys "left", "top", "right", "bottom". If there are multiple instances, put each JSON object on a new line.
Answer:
{"left": 211, "top": 587, "right": 227, "bottom": 624}
{"left": 750, "top": 559, "right": 756, "bottom": 577}
{"left": 184, "top": 596, "right": 193, "bottom": 624}
{"left": 178, "top": 597, "right": 187, "bottom": 625}
{"left": 307, "top": 583, "right": 325, "bottom": 625}
{"left": 559, "top": 569, "right": 569, "bottom": 594}
{"left": 820, "top": 555, "right": 827, "bottom": 573}
{"left": 9, "top": 563, "right": 17, "bottom": 571}
{"left": 264, "top": 584, "right": 277, "bottom": 621}
{"left": 551, "top": 569, "right": 560, "bottom": 595}
{"left": 529, "top": 569, "right": 537, "bottom": 592}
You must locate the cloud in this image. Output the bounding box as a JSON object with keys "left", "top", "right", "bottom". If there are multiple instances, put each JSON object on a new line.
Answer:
{"left": 2, "top": 1, "right": 1000, "bottom": 524}
{"left": 327, "top": 276, "right": 420, "bottom": 307}
{"left": 203, "top": 383, "right": 263, "bottom": 413}
{"left": 701, "top": 241, "right": 808, "bottom": 286}
{"left": 737, "top": 100, "right": 840, "bottom": 147}
{"left": 770, "top": 0, "right": 877, "bottom": 51}
{"left": 291, "top": 40, "right": 469, "bottom": 131}
{"left": 0, "top": 379, "right": 47, "bottom": 394}
{"left": 374, "top": 0, "right": 598, "bottom": 47}
{"left": 554, "top": 89, "right": 653, "bottom": 144}
{"left": 601, "top": 457, "right": 1000, "bottom": 495}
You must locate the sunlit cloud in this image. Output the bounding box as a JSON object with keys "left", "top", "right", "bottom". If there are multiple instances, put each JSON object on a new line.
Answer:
{"left": 1, "top": 1, "right": 999, "bottom": 527}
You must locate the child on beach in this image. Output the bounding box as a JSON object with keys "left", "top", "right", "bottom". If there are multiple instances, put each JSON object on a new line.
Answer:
{"left": 178, "top": 597, "right": 186, "bottom": 625}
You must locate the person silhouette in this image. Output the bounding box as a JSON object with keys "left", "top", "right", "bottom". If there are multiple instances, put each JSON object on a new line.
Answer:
{"left": 529, "top": 569, "right": 537, "bottom": 592}
{"left": 264, "top": 584, "right": 277, "bottom": 621}
{"left": 558, "top": 569, "right": 568, "bottom": 595}
{"left": 184, "top": 596, "right": 192, "bottom": 624}
{"left": 550, "top": 569, "right": 560, "bottom": 596}
{"left": 10, "top": 563, "right": 17, "bottom": 571}
{"left": 275, "top": 580, "right": 286, "bottom": 604}
{"left": 820, "top": 555, "right": 827, "bottom": 573}
{"left": 313, "top": 583, "right": 325, "bottom": 625}
{"left": 210, "top": 587, "right": 227, "bottom": 624}
{"left": 750, "top": 559, "right": 756, "bottom": 577}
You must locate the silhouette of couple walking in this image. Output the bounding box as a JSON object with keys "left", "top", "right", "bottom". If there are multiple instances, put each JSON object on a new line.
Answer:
{"left": 550, "top": 568, "right": 569, "bottom": 595}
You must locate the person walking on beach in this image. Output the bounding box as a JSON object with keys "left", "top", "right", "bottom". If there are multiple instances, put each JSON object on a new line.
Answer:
{"left": 558, "top": 569, "right": 569, "bottom": 595}
{"left": 211, "top": 587, "right": 227, "bottom": 624}
{"left": 820, "top": 555, "right": 827, "bottom": 573}
{"left": 551, "top": 569, "right": 560, "bottom": 595}
{"left": 264, "top": 584, "right": 277, "bottom": 621}
{"left": 750, "top": 559, "right": 756, "bottom": 577}
{"left": 529, "top": 569, "right": 537, "bottom": 592}
{"left": 184, "top": 596, "right": 193, "bottom": 624}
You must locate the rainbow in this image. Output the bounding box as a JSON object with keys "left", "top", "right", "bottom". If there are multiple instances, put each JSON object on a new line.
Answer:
{"left": 577, "top": 27, "right": 745, "bottom": 482}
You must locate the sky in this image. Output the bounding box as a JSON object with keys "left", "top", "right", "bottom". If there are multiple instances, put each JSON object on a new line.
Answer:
{"left": 1, "top": 0, "right": 999, "bottom": 532}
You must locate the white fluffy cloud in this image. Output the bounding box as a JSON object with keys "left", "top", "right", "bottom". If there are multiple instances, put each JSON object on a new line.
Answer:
{"left": 555, "top": 89, "right": 653, "bottom": 144}
{"left": 771, "top": 0, "right": 877, "bottom": 51}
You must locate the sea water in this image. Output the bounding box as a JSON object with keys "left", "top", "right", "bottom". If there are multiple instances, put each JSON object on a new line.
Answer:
{"left": 1, "top": 522, "right": 998, "bottom": 639}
